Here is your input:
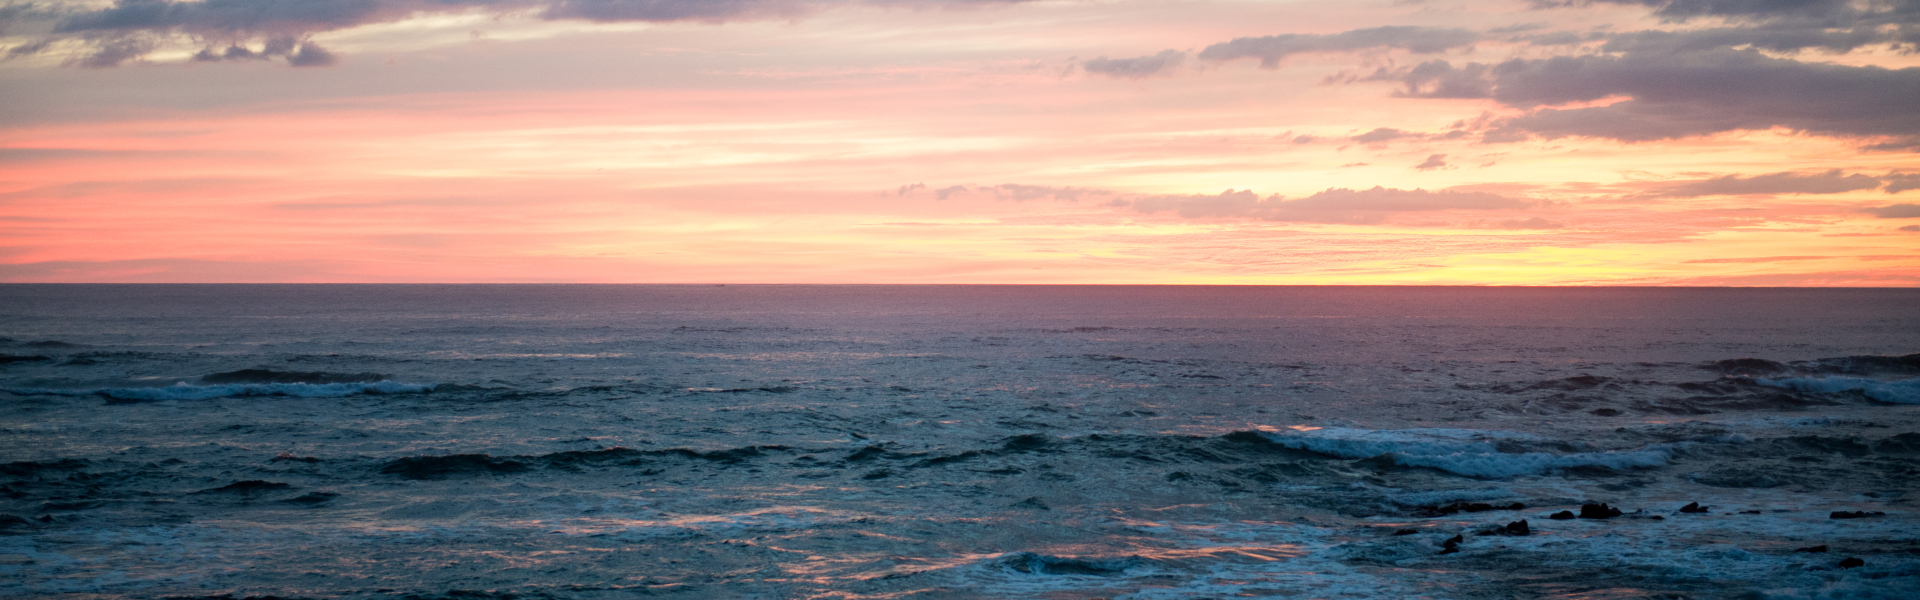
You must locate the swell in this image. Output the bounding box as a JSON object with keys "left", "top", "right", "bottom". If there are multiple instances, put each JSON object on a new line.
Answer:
{"left": 1475, "top": 352, "right": 1920, "bottom": 416}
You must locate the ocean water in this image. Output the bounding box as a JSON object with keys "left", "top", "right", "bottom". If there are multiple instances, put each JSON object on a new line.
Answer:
{"left": 1, "top": 284, "right": 1917, "bottom": 600}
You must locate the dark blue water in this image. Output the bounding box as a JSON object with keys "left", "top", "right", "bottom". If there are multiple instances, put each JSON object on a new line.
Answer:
{"left": 2, "top": 285, "right": 1916, "bottom": 599}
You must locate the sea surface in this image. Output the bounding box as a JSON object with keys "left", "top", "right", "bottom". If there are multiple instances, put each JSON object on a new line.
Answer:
{"left": 1, "top": 284, "right": 1917, "bottom": 599}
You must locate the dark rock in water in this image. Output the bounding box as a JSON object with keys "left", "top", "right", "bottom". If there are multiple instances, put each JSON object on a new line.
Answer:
{"left": 272, "top": 453, "right": 322, "bottom": 463}
{"left": 1737, "top": 510, "right": 1762, "bottom": 514}
{"left": 1679, "top": 502, "right": 1710, "bottom": 514}
{"left": 1439, "top": 534, "right": 1463, "bottom": 554}
{"left": 1829, "top": 511, "right": 1885, "bottom": 519}
{"left": 199, "top": 369, "right": 389, "bottom": 385}
{"left": 36, "top": 514, "right": 55, "bottom": 523}
{"left": 1590, "top": 408, "right": 1622, "bottom": 417}
{"left": 1015, "top": 496, "right": 1050, "bottom": 510}
{"left": 197, "top": 480, "right": 294, "bottom": 495}
{"left": 1579, "top": 503, "right": 1624, "bottom": 519}
{"left": 381, "top": 454, "right": 532, "bottom": 479}
{"left": 861, "top": 469, "right": 891, "bottom": 480}
{"left": 1416, "top": 501, "right": 1525, "bottom": 518}
{"left": 1392, "top": 528, "right": 1420, "bottom": 536}
{"left": 1549, "top": 510, "right": 1575, "bottom": 520}
{"left": 0, "top": 354, "right": 52, "bottom": 365}
{"left": 281, "top": 492, "right": 339, "bottom": 505}
{"left": 24, "top": 340, "right": 83, "bottom": 348}
{"left": 1478, "top": 520, "right": 1530, "bottom": 536}
{"left": 1794, "top": 545, "right": 1828, "bottom": 553}
{"left": 1837, "top": 557, "right": 1865, "bottom": 569}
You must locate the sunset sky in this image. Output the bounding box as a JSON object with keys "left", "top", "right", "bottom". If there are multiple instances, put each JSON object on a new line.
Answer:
{"left": 2, "top": 0, "right": 1918, "bottom": 284}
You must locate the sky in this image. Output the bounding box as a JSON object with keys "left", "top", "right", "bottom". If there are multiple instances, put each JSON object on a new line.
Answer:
{"left": 1, "top": 0, "right": 1917, "bottom": 284}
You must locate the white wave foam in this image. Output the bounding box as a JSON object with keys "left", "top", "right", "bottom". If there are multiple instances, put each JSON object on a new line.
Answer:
{"left": 1258, "top": 426, "right": 1674, "bottom": 478}
{"left": 5, "top": 380, "right": 435, "bottom": 401}
{"left": 1755, "top": 376, "right": 1920, "bottom": 404}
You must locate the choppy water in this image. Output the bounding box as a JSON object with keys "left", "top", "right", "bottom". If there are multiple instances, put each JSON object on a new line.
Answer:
{"left": 1, "top": 284, "right": 1917, "bottom": 599}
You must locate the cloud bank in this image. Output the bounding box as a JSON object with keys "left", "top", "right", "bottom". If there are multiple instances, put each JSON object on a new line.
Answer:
{"left": 2, "top": 0, "right": 1036, "bottom": 67}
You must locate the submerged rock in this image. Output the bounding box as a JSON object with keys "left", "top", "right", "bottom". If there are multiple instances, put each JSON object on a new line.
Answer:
{"left": 1478, "top": 520, "right": 1529, "bottom": 536}
{"left": 1838, "top": 557, "right": 1865, "bottom": 569}
{"left": 1679, "top": 502, "right": 1710, "bottom": 514}
{"left": 1549, "top": 510, "right": 1576, "bottom": 520}
{"left": 1794, "top": 545, "right": 1828, "bottom": 553}
{"left": 1829, "top": 511, "right": 1885, "bottom": 519}
{"left": 1579, "top": 503, "right": 1624, "bottom": 519}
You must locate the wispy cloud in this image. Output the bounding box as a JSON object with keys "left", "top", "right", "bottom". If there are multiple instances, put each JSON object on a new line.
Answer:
{"left": 1082, "top": 50, "right": 1184, "bottom": 79}
{"left": 1198, "top": 26, "right": 1480, "bottom": 69}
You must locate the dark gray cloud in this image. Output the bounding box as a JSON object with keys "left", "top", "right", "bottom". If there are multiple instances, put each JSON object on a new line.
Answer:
{"left": 1127, "top": 186, "right": 1534, "bottom": 224}
{"left": 1384, "top": 60, "right": 1491, "bottom": 98}
{"left": 1350, "top": 128, "right": 1409, "bottom": 143}
{"left": 1866, "top": 203, "right": 1920, "bottom": 218}
{"left": 1289, "top": 0, "right": 1920, "bottom": 147}
{"left": 1413, "top": 154, "right": 1448, "bottom": 171}
{"left": 3, "top": 0, "right": 1035, "bottom": 67}
{"left": 1652, "top": 169, "right": 1885, "bottom": 197}
{"left": 1197, "top": 26, "right": 1479, "bottom": 69}
{"left": 1546, "top": 0, "right": 1920, "bottom": 54}
{"left": 1378, "top": 48, "right": 1920, "bottom": 147}
{"left": 187, "top": 34, "right": 332, "bottom": 65}
{"left": 1082, "top": 50, "right": 1184, "bottom": 79}
{"left": 74, "top": 36, "right": 155, "bottom": 68}
{"left": 1884, "top": 173, "right": 1920, "bottom": 194}
{"left": 1549, "top": 0, "right": 1898, "bottom": 24}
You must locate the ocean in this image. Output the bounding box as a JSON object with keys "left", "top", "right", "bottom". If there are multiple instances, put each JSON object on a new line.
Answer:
{"left": 1, "top": 284, "right": 1916, "bottom": 599}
